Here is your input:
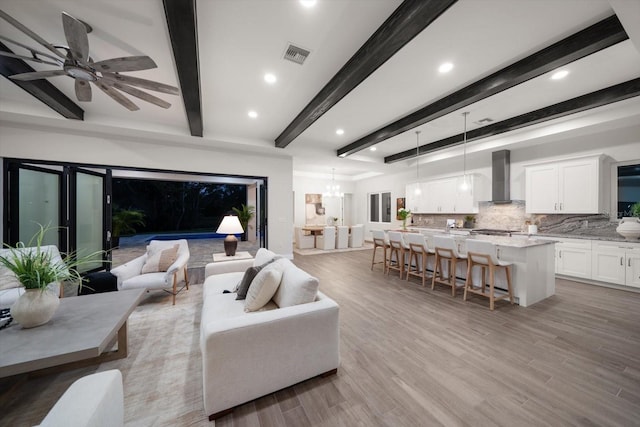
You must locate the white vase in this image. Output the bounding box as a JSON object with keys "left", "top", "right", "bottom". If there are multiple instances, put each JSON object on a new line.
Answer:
{"left": 11, "top": 288, "right": 60, "bottom": 328}
{"left": 616, "top": 217, "right": 640, "bottom": 240}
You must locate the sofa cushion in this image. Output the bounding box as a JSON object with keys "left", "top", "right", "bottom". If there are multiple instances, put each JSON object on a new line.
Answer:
{"left": 273, "top": 259, "right": 320, "bottom": 308}
{"left": 141, "top": 244, "right": 178, "bottom": 274}
{"left": 203, "top": 272, "right": 244, "bottom": 301}
{"left": 244, "top": 265, "right": 283, "bottom": 312}
{"left": 235, "top": 266, "right": 261, "bottom": 300}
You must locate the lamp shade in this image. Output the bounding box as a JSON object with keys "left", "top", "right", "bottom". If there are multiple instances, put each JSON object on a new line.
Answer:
{"left": 216, "top": 215, "right": 244, "bottom": 234}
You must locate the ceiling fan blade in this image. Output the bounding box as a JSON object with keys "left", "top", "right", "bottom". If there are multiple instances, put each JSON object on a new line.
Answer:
{"left": 92, "top": 56, "right": 157, "bottom": 73}
{"left": 9, "top": 69, "right": 68, "bottom": 81}
{"left": 0, "top": 35, "right": 63, "bottom": 63}
{"left": 0, "top": 50, "right": 60, "bottom": 66}
{"left": 0, "top": 10, "right": 65, "bottom": 59}
{"left": 94, "top": 81, "right": 139, "bottom": 111}
{"left": 107, "top": 81, "right": 170, "bottom": 109}
{"left": 75, "top": 79, "right": 91, "bottom": 102}
{"left": 101, "top": 72, "right": 179, "bottom": 95}
{"left": 62, "top": 12, "right": 89, "bottom": 63}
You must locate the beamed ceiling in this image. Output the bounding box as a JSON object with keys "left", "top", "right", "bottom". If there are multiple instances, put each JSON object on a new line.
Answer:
{"left": 0, "top": 0, "right": 639, "bottom": 180}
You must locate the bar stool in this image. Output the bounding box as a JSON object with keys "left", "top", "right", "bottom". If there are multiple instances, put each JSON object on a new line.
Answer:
{"left": 464, "top": 239, "right": 514, "bottom": 310}
{"left": 386, "top": 231, "right": 408, "bottom": 277}
{"left": 404, "top": 233, "right": 433, "bottom": 287}
{"left": 371, "top": 230, "right": 389, "bottom": 271}
{"left": 431, "top": 235, "right": 467, "bottom": 296}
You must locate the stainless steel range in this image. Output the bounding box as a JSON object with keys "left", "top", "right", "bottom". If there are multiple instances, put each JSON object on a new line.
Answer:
{"left": 470, "top": 228, "right": 518, "bottom": 237}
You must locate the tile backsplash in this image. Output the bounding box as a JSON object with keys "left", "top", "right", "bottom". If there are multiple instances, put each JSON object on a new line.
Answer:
{"left": 412, "top": 200, "right": 616, "bottom": 235}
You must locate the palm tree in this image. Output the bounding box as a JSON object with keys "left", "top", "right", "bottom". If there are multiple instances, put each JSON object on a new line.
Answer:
{"left": 231, "top": 204, "right": 255, "bottom": 241}
{"left": 112, "top": 207, "right": 146, "bottom": 247}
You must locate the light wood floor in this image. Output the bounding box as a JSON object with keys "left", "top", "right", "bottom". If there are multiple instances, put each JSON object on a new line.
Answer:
{"left": 217, "top": 250, "right": 640, "bottom": 426}
{"left": 2, "top": 249, "right": 640, "bottom": 426}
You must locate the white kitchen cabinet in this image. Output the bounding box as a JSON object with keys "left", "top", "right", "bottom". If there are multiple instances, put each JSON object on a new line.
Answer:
{"left": 592, "top": 242, "right": 640, "bottom": 286}
{"left": 405, "top": 183, "right": 422, "bottom": 212}
{"left": 424, "top": 178, "right": 457, "bottom": 213}
{"left": 626, "top": 249, "right": 640, "bottom": 288}
{"left": 556, "top": 238, "right": 592, "bottom": 279}
{"left": 525, "top": 156, "right": 602, "bottom": 214}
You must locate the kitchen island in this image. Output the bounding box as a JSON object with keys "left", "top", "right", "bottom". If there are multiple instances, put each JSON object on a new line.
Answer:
{"left": 409, "top": 228, "right": 556, "bottom": 307}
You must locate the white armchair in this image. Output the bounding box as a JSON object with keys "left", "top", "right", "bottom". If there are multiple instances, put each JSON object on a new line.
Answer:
{"left": 295, "top": 227, "right": 315, "bottom": 249}
{"left": 348, "top": 224, "right": 364, "bottom": 248}
{"left": 38, "top": 369, "right": 124, "bottom": 427}
{"left": 111, "top": 239, "right": 189, "bottom": 305}
{"left": 316, "top": 226, "right": 336, "bottom": 250}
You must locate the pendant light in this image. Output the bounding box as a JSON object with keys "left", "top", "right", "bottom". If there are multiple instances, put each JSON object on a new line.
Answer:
{"left": 414, "top": 130, "right": 422, "bottom": 195}
{"left": 460, "top": 112, "right": 469, "bottom": 191}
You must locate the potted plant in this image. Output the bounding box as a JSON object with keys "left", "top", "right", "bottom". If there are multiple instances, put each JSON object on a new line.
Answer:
{"left": 232, "top": 204, "right": 255, "bottom": 241}
{"left": 112, "top": 207, "right": 146, "bottom": 248}
{"left": 398, "top": 208, "right": 411, "bottom": 230}
{"left": 617, "top": 201, "right": 640, "bottom": 240}
{"left": 0, "top": 223, "right": 105, "bottom": 328}
{"left": 463, "top": 215, "right": 475, "bottom": 229}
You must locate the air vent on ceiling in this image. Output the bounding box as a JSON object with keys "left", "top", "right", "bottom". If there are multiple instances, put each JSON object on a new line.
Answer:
{"left": 283, "top": 43, "right": 310, "bottom": 65}
{"left": 475, "top": 117, "right": 494, "bottom": 126}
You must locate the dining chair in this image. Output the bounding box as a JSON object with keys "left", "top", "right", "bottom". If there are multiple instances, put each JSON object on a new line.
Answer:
{"left": 464, "top": 239, "right": 514, "bottom": 310}
{"left": 336, "top": 226, "right": 349, "bottom": 249}
{"left": 295, "top": 227, "right": 315, "bottom": 249}
{"left": 348, "top": 224, "right": 364, "bottom": 248}
{"left": 316, "top": 226, "right": 336, "bottom": 250}
{"left": 431, "top": 235, "right": 467, "bottom": 296}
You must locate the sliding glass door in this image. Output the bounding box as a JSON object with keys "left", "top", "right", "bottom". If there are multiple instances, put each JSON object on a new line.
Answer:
{"left": 72, "top": 168, "right": 108, "bottom": 271}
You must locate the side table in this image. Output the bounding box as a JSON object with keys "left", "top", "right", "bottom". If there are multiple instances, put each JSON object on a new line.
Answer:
{"left": 213, "top": 251, "right": 253, "bottom": 262}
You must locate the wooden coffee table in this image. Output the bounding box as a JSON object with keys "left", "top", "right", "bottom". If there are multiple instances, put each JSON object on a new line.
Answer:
{"left": 0, "top": 289, "right": 145, "bottom": 378}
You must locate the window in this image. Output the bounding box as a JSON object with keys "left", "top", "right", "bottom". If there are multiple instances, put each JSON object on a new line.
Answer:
{"left": 369, "top": 192, "right": 391, "bottom": 223}
{"left": 617, "top": 163, "right": 640, "bottom": 218}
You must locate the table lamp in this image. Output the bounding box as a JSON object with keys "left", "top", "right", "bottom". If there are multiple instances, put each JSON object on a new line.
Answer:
{"left": 216, "top": 215, "right": 244, "bottom": 256}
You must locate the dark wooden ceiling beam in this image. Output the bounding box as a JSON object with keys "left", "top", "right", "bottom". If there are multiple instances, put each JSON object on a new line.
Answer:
{"left": 384, "top": 78, "right": 640, "bottom": 163}
{"left": 162, "top": 0, "right": 203, "bottom": 137}
{"left": 0, "top": 42, "right": 83, "bottom": 120}
{"left": 275, "top": 0, "right": 458, "bottom": 149}
{"left": 339, "top": 14, "right": 628, "bottom": 158}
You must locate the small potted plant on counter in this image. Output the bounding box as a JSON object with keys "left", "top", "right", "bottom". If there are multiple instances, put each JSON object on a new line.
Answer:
{"left": 463, "top": 215, "right": 475, "bottom": 229}
{"left": 398, "top": 208, "right": 411, "bottom": 230}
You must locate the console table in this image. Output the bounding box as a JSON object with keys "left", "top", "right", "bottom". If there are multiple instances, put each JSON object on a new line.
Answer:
{"left": 0, "top": 289, "right": 145, "bottom": 378}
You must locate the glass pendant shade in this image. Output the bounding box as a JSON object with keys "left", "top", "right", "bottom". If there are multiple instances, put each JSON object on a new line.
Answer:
{"left": 323, "top": 168, "right": 344, "bottom": 198}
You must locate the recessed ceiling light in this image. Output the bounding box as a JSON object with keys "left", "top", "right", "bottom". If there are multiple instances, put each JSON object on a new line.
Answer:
{"left": 370, "top": 147, "right": 377, "bottom": 151}
{"left": 264, "top": 73, "right": 277, "bottom": 84}
{"left": 438, "top": 62, "right": 454, "bottom": 73}
{"left": 248, "top": 110, "right": 258, "bottom": 119}
{"left": 336, "top": 128, "right": 344, "bottom": 135}
{"left": 300, "top": 0, "right": 316, "bottom": 8}
{"left": 339, "top": 153, "right": 347, "bottom": 158}
{"left": 551, "top": 69, "right": 569, "bottom": 80}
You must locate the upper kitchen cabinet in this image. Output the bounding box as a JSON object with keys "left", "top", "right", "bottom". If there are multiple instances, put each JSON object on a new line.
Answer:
{"left": 406, "top": 175, "right": 485, "bottom": 214}
{"left": 525, "top": 156, "right": 604, "bottom": 214}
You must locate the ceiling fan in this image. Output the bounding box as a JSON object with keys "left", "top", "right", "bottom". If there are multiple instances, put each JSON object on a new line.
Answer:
{"left": 0, "top": 9, "right": 179, "bottom": 111}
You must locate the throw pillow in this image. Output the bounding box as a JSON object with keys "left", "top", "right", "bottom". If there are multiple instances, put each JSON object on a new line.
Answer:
{"left": 235, "top": 266, "right": 262, "bottom": 300}
{"left": 141, "top": 244, "right": 179, "bottom": 274}
{"left": 273, "top": 261, "right": 319, "bottom": 308}
{"left": 235, "top": 256, "right": 281, "bottom": 300}
{"left": 244, "top": 265, "right": 283, "bottom": 312}
{"left": 0, "top": 266, "right": 21, "bottom": 291}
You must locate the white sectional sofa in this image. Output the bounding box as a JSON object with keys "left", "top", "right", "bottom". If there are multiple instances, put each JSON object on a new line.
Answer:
{"left": 200, "top": 248, "right": 340, "bottom": 420}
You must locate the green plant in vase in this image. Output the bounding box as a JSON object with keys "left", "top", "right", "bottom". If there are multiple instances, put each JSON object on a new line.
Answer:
{"left": 398, "top": 208, "right": 411, "bottom": 230}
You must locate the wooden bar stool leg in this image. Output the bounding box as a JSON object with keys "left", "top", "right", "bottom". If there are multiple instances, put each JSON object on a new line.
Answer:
{"left": 431, "top": 254, "right": 440, "bottom": 290}
{"left": 506, "top": 265, "right": 514, "bottom": 304}
{"left": 489, "top": 265, "right": 496, "bottom": 311}
{"left": 450, "top": 258, "right": 457, "bottom": 297}
{"left": 464, "top": 260, "right": 473, "bottom": 301}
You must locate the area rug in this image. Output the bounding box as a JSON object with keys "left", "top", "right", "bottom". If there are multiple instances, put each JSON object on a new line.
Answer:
{"left": 293, "top": 242, "right": 373, "bottom": 256}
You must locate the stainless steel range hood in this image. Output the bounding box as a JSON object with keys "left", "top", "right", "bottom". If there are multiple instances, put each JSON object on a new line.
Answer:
{"left": 491, "top": 150, "right": 512, "bottom": 204}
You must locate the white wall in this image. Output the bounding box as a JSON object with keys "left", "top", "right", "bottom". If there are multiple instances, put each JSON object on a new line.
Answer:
{"left": 0, "top": 124, "right": 295, "bottom": 257}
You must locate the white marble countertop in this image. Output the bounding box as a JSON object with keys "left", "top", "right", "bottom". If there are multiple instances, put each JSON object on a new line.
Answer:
{"left": 401, "top": 228, "right": 554, "bottom": 248}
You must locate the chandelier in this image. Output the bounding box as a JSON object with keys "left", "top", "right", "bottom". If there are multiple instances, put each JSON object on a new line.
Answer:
{"left": 323, "top": 168, "right": 344, "bottom": 198}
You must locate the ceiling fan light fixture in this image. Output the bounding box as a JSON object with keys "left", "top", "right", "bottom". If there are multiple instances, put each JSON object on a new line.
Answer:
{"left": 65, "top": 66, "right": 96, "bottom": 81}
